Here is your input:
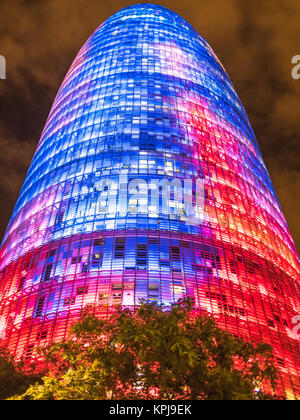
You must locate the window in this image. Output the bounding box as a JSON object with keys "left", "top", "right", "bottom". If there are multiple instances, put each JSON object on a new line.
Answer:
{"left": 180, "top": 241, "right": 190, "bottom": 248}
{"left": 43, "top": 264, "right": 52, "bottom": 282}
{"left": 137, "top": 244, "right": 147, "bottom": 267}
{"left": 276, "top": 357, "right": 285, "bottom": 368}
{"left": 82, "top": 263, "right": 89, "bottom": 273}
{"left": 18, "top": 276, "right": 26, "bottom": 292}
{"left": 7, "top": 315, "right": 14, "bottom": 330}
{"left": 160, "top": 260, "right": 170, "bottom": 267}
{"left": 25, "top": 344, "right": 34, "bottom": 360}
{"left": 56, "top": 211, "right": 64, "bottom": 224}
{"left": 36, "top": 330, "right": 47, "bottom": 340}
{"left": 112, "top": 283, "right": 122, "bottom": 290}
{"left": 193, "top": 264, "right": 213, "bottom": 275}
{"left": 71, "top": 256, "right": 82, "bottom": 264}
{"left": 229, "top": 260, "right": 237, "bottom": 274}
{"left": 99, "top": 293, "right": 108, "bottom": 304}
{"left": 35, "top": 296, "right": 45, "bottom": 317}
{"left": 48, "top": 249, "right": 56, "bottom": 257}
{"left": 94, "top": 238, "right": 105, "bottom": 246}
{"left": 114, "top": 238, "right": 125, "bottom": 258}
{"left": 77, "top": 286, "right": 88, "bottom": 295}
{"left": 92, "top": 253, "right": 103, "bottom": 267}
{"left": 206, "top": 291, "right": 226, "bottom": 302}
{"left": 170, "top": 246, "right": 180, "bottom": 261}
{"left": 64, "top": 296, "right": 76, "bottom": 306}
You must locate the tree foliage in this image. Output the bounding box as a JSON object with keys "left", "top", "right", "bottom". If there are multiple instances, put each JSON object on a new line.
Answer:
{"left": 0, "top": 347, "right": 41, "bottom": 400}
{"left": 10, "top": 300, "right": 282, "bottom": 400}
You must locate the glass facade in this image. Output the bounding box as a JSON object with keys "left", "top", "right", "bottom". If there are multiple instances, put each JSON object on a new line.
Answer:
{"left": 0, "top": 4, "right": 299, "bottom": 398}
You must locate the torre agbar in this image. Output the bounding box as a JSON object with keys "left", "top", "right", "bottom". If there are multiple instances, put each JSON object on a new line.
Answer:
{"left": 0, "top": 4, "right": 299, "bottom": 398}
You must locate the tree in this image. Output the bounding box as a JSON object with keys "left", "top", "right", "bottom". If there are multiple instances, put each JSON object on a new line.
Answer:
{"left": 10, "top": 300, "right": 282, "bottom": 400}
{"left": 0, "top": 347, "right": 41, "bottom": 400}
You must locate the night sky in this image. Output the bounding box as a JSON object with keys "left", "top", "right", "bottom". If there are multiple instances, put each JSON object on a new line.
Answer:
{"left": 0, "top": 0, "right": 299, "bottom": 252}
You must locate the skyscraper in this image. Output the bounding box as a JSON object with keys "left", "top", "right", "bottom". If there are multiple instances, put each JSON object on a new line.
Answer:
{"left": 0, "top": 4, "right": 299, "bottom": 398}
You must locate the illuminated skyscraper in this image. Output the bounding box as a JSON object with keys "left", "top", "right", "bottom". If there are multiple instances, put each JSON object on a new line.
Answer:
{"left": 0, "top": 4, "right": 299, "bottom": 398}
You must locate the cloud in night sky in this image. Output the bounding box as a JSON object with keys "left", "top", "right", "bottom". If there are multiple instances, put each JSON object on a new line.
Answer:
{"left": 0, "top": 0, "right": 299, "bottom": 251}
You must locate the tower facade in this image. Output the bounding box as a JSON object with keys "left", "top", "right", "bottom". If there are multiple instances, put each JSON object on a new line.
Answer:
{"left": 0, "top": 4, "right": 299, "bottom": 398}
